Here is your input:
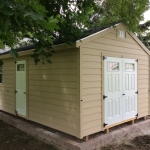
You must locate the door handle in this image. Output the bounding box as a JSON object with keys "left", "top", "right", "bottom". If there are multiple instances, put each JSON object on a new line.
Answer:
{"left": 23, "top": 92, "right": 26, "bottom": 94}
{"left": 123, "top": 94, "right": 125, "bottom": 95}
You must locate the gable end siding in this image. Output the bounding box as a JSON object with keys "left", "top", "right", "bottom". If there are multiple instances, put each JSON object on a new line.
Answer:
{"left": 80, "top": 24, "right": 149, "bottom": 137}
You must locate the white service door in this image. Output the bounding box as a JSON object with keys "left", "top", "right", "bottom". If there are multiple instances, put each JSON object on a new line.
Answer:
{"left": 104, "top": 57, "right": 123, "bottom": 125}
{"left": 104, "top": 57, "right": 137, "bottom": 126}
{"left": 122, "top": 58, "right": 137, "bottom": 120}
{"left": 16, "top": 61, "right": 26, "bottom": 116}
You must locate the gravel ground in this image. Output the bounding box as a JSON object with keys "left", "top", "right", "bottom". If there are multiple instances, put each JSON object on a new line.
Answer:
{"left": 101, "top": 135, "right": 150, "bottom": 150}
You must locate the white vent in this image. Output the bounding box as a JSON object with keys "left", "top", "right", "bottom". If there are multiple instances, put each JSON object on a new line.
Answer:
{"left": 118, "top": 30, "right": 126, "bottom": 38}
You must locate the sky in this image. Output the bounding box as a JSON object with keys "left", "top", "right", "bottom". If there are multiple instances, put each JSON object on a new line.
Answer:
{"left": 143, "top": 9, "right": 150, "bottom": 23}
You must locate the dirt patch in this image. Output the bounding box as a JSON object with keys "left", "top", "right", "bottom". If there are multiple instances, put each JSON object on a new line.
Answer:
{"left": 101, "top": 135, "right": 150, "bottom": 150}
{"left": 1, "top": 111, "right": 150, "bottom": 150}
{"left": 0, "top": 110, "right": 146, "bottom": 143}
{"left": 0, "top": 120, "right": 59, "bottom": 150}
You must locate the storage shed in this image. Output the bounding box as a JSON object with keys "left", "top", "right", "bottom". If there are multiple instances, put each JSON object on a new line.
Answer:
{"left": 0, "top": 23, "right": 149, "bottom": 139}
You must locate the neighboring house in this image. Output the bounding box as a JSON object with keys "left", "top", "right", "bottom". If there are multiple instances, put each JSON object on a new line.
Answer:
{"left": 0, "top": 23, "right": 149, "bottom": 139}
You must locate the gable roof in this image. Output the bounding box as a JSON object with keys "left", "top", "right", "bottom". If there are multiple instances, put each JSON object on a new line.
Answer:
{"left": 0, "top": 23, "right": 150, "bottom": 58}
{"left": 0, "top": 22, "right": 120, "bottom": 56}
{"left": 76, "top": 23, "right": 150, "bottom": 56}
{"left": 76, "top": 23, "right": 121, "bottom": 47}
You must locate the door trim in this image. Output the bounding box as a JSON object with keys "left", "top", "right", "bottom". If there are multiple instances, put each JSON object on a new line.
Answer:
{"left": 15, "top": 58, "right": 28, "bottom": 119}
{"left": 102, "top": 55, "right": 138, "bottom": 128}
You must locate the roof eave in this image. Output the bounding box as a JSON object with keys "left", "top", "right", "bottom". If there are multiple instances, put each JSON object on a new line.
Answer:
{"left": 75, "top": 23, "right": 122, "bottom": 47}
{"left": 0, "top": 43, "right": 77, "bottom": 59}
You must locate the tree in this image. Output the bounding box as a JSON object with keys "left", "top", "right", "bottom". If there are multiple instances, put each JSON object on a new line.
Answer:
{"left": 0, "top": 0, "right": 149, "bottom": 64}
{"left": 86, "top": 0, "right": 150, "bottom": 51}
{"left": 138, "top": 21, "right": 150, "bottom": 50}
{"left": 0, "top": 0, "right": 95, "bottom": 64}
{"left": 87, "top": 0, "right": 149, "bottom": 32}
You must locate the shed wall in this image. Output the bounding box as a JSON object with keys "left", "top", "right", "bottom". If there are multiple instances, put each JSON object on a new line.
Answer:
{"left": 80, "top": 25, "right": 149, "bottom": 138}
{"left": 0, "top": 48, "right": 80, "bottom": 138}
{"left": 0, "top": 56, "right": 28, "bottom": 114}
{"left": 28, "top": 48, "right": 80, "bottom": 137}
{"left": 0, "top": 58, "right": 15, "bottom": 114}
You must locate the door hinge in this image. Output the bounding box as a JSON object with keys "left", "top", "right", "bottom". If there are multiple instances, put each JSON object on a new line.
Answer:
{"left": 15, "top": 110, "right": 18, "bottom": 114}
{"left": 15, "top": 90, "right": 17, "bottom": 93}
{"left": 135, "top": 113, "right": 138, "bottom": 117}
{"left": 135, "top": 59, "right": 138, "bottom": 62}
{"left": 15, "top": 61, "right": 17, "bottom": 64}
{"left": 103, "top": 56, "right": 107, "bottom": 60}
{"left": 103, "top": 123, "right": 108, "bottom": 127}
{"left": 135, "top": 91, "right": 138, "bottom": 94}
{"left": 103, "top": 95, "right": 107, "bottom": 100}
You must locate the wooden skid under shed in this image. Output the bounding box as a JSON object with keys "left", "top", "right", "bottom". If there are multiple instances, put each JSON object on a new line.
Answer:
{"left": 104, "top": 117, "right": 136, "bottom": 133}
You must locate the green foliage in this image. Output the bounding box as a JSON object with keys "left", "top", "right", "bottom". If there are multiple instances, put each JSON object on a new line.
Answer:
{"left": 0, "top": 0, "right": 61, "bottom": 64}
{"left": 9, "top": 49, "right": 19, "bottom": 59}
{"left": 87, "top": 0, "right": 149, "bottom": 32}
{"left": 138, "top": 21, "right": 150, "bottom": 50}
{"left": 85, "top": 0, "right": 150, "bottom": 51}
{"left": 0, "top": 0, "right": 149, "bottom": 64}
{"left": 0, "top": 60, "right": 3, "bottom": 67}
{"left": 0, "top": 0, "right": 96, "bottom": 64}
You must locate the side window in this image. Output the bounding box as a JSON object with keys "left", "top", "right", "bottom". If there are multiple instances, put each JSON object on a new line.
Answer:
{"left": 0, "top": 66, "right": 2, "bottom": 83}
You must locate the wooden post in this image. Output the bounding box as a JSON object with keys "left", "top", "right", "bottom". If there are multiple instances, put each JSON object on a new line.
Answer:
{"left": 85, "top": 136, "right": 89, "bottom": 141}
{"left": 131, "top": 119, "right": 134, "bottom": 125}
{"left": 105, "top": 128, "right": 109, "bottom": 133}
{"left": 144, "top": 116, "right": 147, "bottom": 120}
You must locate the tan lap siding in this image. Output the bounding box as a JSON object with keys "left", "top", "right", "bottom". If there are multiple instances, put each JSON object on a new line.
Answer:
{"left": 0, "top": 58, "right": 15, "bottom": 114}
{"left": 80, "top": 48, "right": 102, "bottom": 137}
{"left": 28, "top": 49, "right": 79, "bottom": 137}
{"left": 80, "top": 26, "right": 149, "bottom": 137}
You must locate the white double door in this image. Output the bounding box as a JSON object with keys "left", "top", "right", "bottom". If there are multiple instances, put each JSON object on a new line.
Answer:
{"left": 16, "top": 61, "right": 26, "bottom": 116}
{"left": 104, "top": 57, "right": 137, "bottom": 126}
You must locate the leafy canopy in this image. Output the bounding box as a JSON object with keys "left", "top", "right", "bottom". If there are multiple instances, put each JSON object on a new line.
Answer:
{"left": 0, "top": 0, "right": 95, "bottom": 64}
{"left": 88, "top": 0, "right": 149, "bottom": 32}
{"left": 138, "top": 21, "right": 150, "bottom": 50}
{"left": 0, "top": 0, "right": 149, "bottom": 64}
